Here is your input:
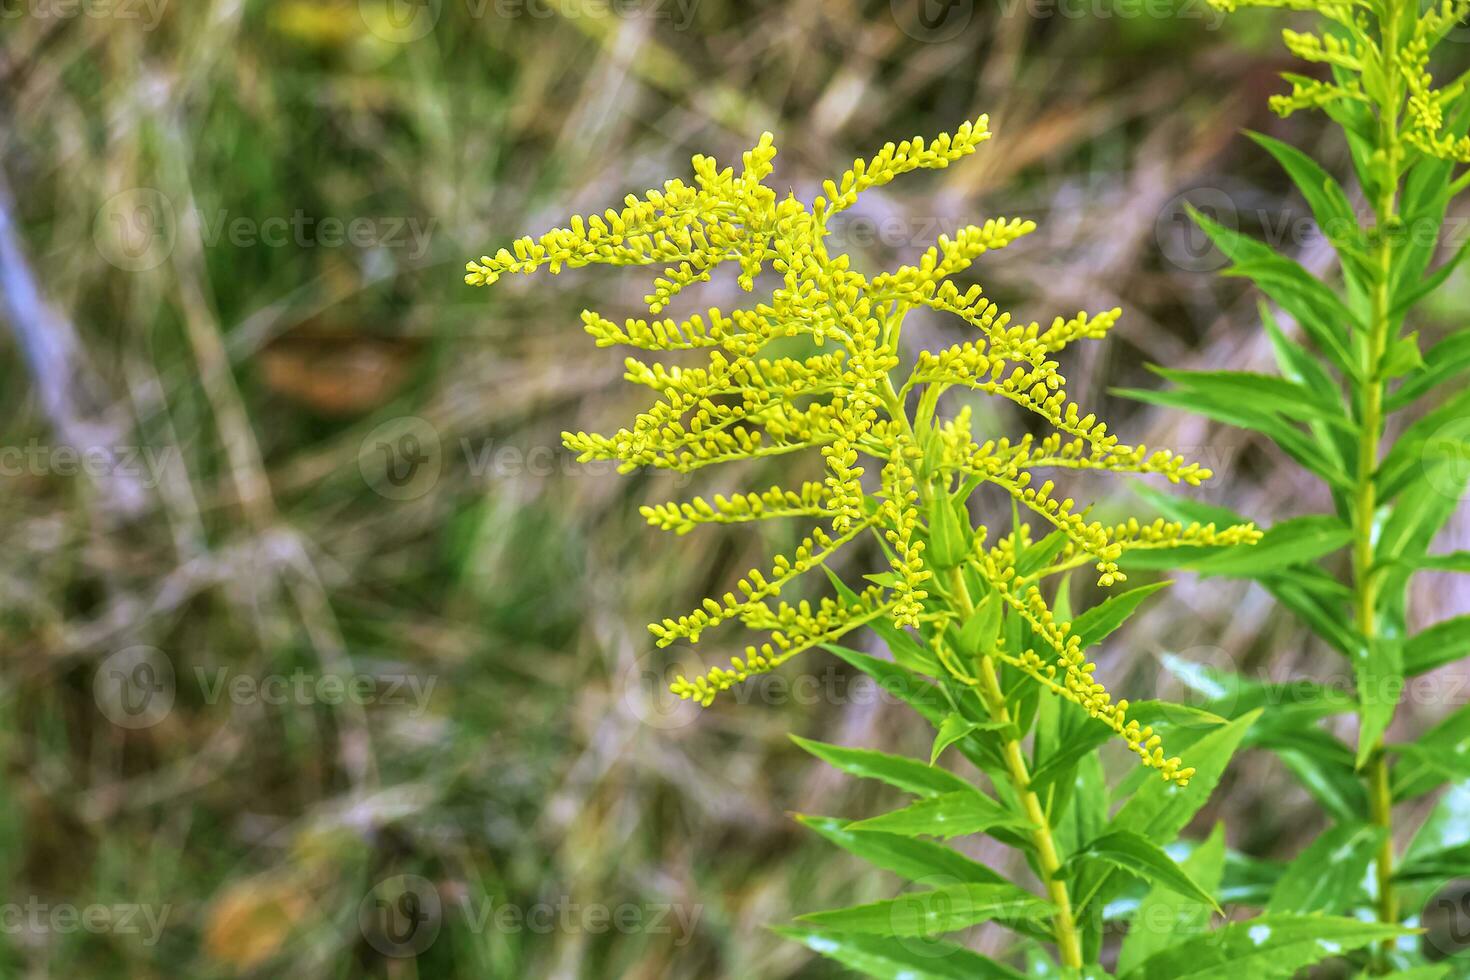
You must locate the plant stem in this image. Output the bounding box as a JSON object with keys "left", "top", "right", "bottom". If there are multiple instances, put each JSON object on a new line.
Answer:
{"left": 1359, "top": 2, "right": 1403, "bottom": 959}
{"left": 944, "top": 566, "right": 1084, "bottom": 969}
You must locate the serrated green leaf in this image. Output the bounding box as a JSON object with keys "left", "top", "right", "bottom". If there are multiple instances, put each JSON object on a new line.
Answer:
{"left": 792, "top": 736, "right": 975, "bottom": 798}
{"left": 930, "top": 714, "right": 1006, "bottom": 765}
{"left": 927, "top": 486, "right": 969, "bottom": 569}
{"left": 1119, "top": 916, "right": 1412, "bottom": 980}
{"left": 775, "top": 926, "right": 1027, "bottom": 979}
{"left": 1118, "top": 823, "right": 1226, "bottom": 973}
{"left": 1110, "top": 709, "right": 1261, "bottom": 844}
{"left": 1403, "top": 614, "right": 1470, "bottom": 676}
{"left": 1069, "top": 582, "right": 1169, "bottom": 649}
{"left": 1062, "top": 830, "right": 1222, "bottom": 914}
{"left": 1381, "top": 332, "right": 1426, "bottom": 380}
{"left": 795, "top": 882, "right": 1054, "bottom": 936}
{"left": 1189, "top": 515, "right": 1352, "bottom": 577}
{"left": 1393, "top": 707, "right": 1470, "bottom": 802}
{"left": 848, "top": 790, "right": 1032, "bottom": 839}
{"left": 795, "top": 815, "right": 1008, "bottom": 885}
{"left": 1265, "top": 822, "right": 1383, "bottom": 914}
{"left": 1353, "top": 635, "right": 1402, "bottom": 769}
{"left": 1389, "top": 330, "right": 1470, "bottom": 410}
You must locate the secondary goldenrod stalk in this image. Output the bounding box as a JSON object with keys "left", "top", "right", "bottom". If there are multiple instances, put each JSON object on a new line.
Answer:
{"left": 1359, "top": 1, "right": 1403, "bottom": 956}
{"left": 944, "top": 565, "right": 1084, "bottom": 969}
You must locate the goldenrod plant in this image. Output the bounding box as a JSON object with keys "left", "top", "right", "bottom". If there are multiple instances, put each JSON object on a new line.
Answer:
{"left": 465, "top": 120, "right": 1409, "bottom": 974}
{"left": 1132, "top": 0, "right": 1470, "bottom": 973}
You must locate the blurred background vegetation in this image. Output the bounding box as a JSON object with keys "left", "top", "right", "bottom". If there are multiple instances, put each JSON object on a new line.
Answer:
{"left": 2, "top": 0, "right": 1469, "bottom": 975}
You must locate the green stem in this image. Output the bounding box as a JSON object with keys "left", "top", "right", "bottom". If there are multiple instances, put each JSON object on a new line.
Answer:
{"left": 944, "top": 566, "right": 1084, "bottom": 969}
{"left": 1359, "top": 3, "right": 1403, "bottom": 962}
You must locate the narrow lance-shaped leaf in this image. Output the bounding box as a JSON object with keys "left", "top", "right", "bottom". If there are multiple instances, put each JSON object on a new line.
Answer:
{"left": 847, "top": 790, "right": 1033, "bottom": 839}
{"left": 791, "top": 735, "right": 976, "bottom": 798}
{"left": 794, "top": 882, "right": 1054, "bottom": 936}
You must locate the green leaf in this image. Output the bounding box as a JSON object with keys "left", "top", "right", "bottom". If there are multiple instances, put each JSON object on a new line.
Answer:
{"left": 1403, "top": 614, "right": 1470, "bottom": 676}
{"left": 1404, "top": 779, "right": 1470, "bottom": 869}
{"left": 1274, "top": 748, "right": 1369, "bottom": 823}
{"left": 1062, "top": 830, "right": 1222, "bottom": 914}
{"left": 1016, "top": 528, "right": 1069, "bottom": 577}
{"left": 1117, "top": 386, "right": 1347, "bottom": 488}
{"left": 1189, "top": 205, "right": 1358, "bottom": 374}
{"left": 1353, "top": 635, "right": 1402, "bottom": 769}
{"left": 1083, "top": 711, "right": 1259, "bottom": 917}
{"left": 1265, "top": 823, "right": 1384, "bottom": 914}
{"left": 958, "top": 593, "right": 1002, "bottom": 657}
{"left": 820, "top": 644, "right": 949, "bottom": 727}
{"left": 1247, "top": 131, "right": 1359, "bottom": 264}
{"left": 792, "top": 736, "right": 975, "bottom": 798}
{"left": 775, "top": 927, "right": 1027, "bottom": 979}
{"left": 1109, "top": 709, "right": 1260, "bottom": 844}
{"left": 1388, "top": 330, "right": 1470, "bottom": 410}
{"left": 927, "top": 487, "right": 969, "bottom": 569}
{"left": 869, "top": 618, "right": 944, "bottom": 677}
{"left": 1381, "top": 332, "right": 1425, "bottom": 380}
{"left": 1159, "top": 653, "right": 1355, "bottom": 723}
{"left": 1117, "top": 823, "right": 1226, "bottom": 974}
{"left": 930, "top": 714, "right": 1006, "bottom": 765}
{"left": 795, "top": 815, "right": 1008, "bottom": 885}
{"left": 1027, "top": 721, "right": 1116, "bottom": 794}
{"left": 1069, "top": 582, "right": 1169, "bottom": 649}
{"left": 1150, "top": 368, "right": 1353, "bottom": 429}
{"left": 1393, "top": 706, "right": 1470, "bottom": 802}
{"left": 1414, "top": 552, "right": 1470, "bottom": 572}
{"left": 1374, "top": 385, "right": 1470, "bottom": 500}
{"left": 847, "top": 790, "right": 1032, "bottom": 839}
{"left": 1188, "top": 516, "right": 1352, "bottom": 577}
{"left": 1119, "top": 916, "right": 1412, "bottom": 980}
{"left": 795, "top": 883, "right": 1054, "bottom": 936}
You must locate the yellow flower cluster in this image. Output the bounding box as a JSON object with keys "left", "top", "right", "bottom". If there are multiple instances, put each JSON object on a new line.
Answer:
{"left": 1209, "top": 0, "right": 1470, "bottom": 163}
{"left": 466, "top": 118, "right": 1258, "bottom": 785}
